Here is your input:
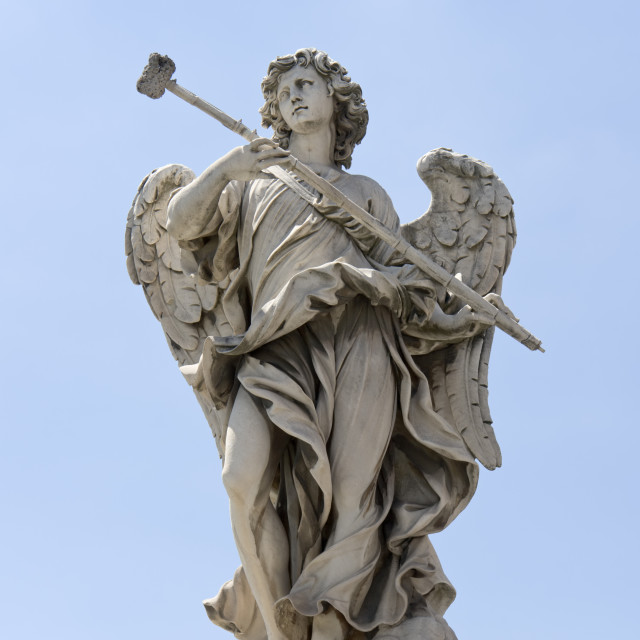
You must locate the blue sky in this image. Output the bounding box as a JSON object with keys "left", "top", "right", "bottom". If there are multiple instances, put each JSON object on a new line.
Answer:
{"left": 1, "top": 1, "right": 639, "bottom": 638}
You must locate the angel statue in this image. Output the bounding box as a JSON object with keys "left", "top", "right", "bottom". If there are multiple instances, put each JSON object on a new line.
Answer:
{"left": 126, "top": 48, "right": 522, "bottom": 640}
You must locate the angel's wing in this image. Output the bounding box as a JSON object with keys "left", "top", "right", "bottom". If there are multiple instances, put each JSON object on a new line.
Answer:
{"left": 125, "top": 164, "right": 228, "bottom": 458}
{"left": 402, "top": 148, "right": 516, "bottom": 470}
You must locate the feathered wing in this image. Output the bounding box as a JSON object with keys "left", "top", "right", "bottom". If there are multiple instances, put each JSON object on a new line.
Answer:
{"left": 401, "top": 148, "right": 517, "bottom": 470}
{"left": 125, "top": 164, "right": 228, "bottom": 458}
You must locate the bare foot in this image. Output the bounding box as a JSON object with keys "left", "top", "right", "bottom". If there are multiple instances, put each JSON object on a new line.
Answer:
{"left": 311, "top": 606, "right": 349, "bottom": 640}
{"left": 274, "top": 599, "right": 311, "bottom": 640}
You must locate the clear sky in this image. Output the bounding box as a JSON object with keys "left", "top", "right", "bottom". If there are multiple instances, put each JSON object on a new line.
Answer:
{"left": 1, "top": 1, "right": 639, "bottom": 638}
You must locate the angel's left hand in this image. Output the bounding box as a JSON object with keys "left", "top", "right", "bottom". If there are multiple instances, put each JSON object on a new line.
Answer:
{"left": 428, "top": 293, "right": 517, "bottom": 339}
{"left": 483, "top": 293, "right": 519, "bottom": 322}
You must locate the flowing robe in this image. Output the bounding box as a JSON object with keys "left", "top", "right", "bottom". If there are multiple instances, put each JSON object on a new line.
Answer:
{"left": 182, "top": 168, "right": 479, "bottom": 638}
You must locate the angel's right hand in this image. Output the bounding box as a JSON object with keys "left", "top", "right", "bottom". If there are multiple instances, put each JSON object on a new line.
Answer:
{"left": 220, "top": 138, "right": 290, "bottom": 182}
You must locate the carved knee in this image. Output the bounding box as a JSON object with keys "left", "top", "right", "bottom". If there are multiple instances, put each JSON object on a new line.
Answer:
{"left": 221, "top": 460, "right": 253, "bottom": 504}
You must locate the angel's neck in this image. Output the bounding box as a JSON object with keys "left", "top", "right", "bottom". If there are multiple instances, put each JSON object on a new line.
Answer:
{"left": 288, "top": 128, "right": 337, "bottom": 170}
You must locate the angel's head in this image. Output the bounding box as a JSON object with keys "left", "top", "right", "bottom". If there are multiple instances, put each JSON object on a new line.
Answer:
{"left": 260, "top": 48, "right": 368, "bottom": 170}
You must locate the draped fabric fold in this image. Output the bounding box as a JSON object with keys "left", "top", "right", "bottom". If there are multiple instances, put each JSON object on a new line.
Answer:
{"left": 182, "top": 170, "right": 478, "bottom": 638}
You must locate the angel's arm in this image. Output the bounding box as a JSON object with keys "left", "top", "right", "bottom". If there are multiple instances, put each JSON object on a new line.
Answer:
{"left": 167, "top": 138, "right": 290, "bottom": 241}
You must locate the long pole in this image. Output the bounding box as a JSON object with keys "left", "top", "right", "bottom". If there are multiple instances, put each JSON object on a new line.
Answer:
{"left": 162, "top": 79, "right": 544, "bottom": 352}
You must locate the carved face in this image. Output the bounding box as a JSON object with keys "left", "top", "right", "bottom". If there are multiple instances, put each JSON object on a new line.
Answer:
{"left": 276, "top": 65, "right": 335, "bottom": 135}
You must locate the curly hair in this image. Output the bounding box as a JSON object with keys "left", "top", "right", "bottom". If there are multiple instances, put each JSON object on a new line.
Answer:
{"left": 260, "top": 48, "right": 368, "bottom": 170}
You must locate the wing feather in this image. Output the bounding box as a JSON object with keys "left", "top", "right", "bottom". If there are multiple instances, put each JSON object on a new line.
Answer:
{"left": 196, "top": 282, "right": 219, "bottom": 312}
{"left": 125, "top": 207, "right": 139, "bottom": 285}
{"left": 157, "top": 260, "right": 202, "bottom": 324}
{"left": 133, "top": 247, "right": 158, "bottom": 284}
{"left": 130, "top": 222, "right": 156, "bottom": 263}
{"left": 143, "top": 279, "right": 201, "bottom": 351}
{"left": 421, "top": 350, "right": 455, "bottom": 427}
{"left": 156, "top": 227, "right": 184, "bottom": 270}
{"left": 141, "top": 206, "right": 163, "bottom": 245}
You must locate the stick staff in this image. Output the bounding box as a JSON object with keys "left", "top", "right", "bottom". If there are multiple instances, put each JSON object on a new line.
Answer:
{"left": 137, "top": 53, "right": 544, "bottom": 353}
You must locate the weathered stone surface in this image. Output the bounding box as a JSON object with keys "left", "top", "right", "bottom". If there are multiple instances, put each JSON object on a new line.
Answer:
{"left": 127, "top": 47, "right": 525, "bottom": 640}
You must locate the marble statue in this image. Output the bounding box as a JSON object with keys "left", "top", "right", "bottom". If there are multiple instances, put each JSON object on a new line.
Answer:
{"left": 126, "top": 48, "right": 536, "bottom": 640}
